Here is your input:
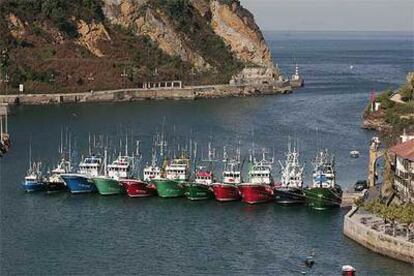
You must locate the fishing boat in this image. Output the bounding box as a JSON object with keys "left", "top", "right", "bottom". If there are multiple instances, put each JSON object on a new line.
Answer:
{"left": 238, "top": 150, "right": 274, "bottom": 204}
{"left": 152, "top": 155, "right": 190, "bottom": 198}
{"left": 23, "top": 162, "right": 44, "bottom": 192}
{"left": 274, "top": 145, "right": 306, "bottom": 204}
{"left": 185, "top": 142, "right": 216, "bottom": 200}
{"left": 61, "top": 155, "right": 102, "bottom": 194}
{"left": 212, "top": 156, "right": 242, "bottom": 202}
{"left": 93, "top": 153, "right": 132, "bottom": 195}
{"left": 304, "top": 150, "right": 343, "bottom": 210}
{"left": 45, "top": 158, "right": 71, "bottom": 193}
{"left": 185, "top": 169, "right": 214, "bottom": 200}
{"left": 122, "top": 144, "right": 159, "bottom": 198}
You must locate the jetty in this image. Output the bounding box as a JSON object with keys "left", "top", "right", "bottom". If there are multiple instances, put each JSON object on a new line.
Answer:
{"left": 0, "top": 83, "right": 292, "bottom": 106}
{"left": 0, "top": 103, "right": 10, "bottom": 157}
{"left": 344, "top": 206, "right": 414, "bottom": 264}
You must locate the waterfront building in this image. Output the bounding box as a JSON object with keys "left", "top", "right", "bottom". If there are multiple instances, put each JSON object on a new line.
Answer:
{"left": 390, "top": 138, "right": 414, "bottom": 203}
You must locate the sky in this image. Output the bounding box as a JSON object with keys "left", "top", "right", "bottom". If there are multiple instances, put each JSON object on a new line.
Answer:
{"left": 241, "top": 0, "right": 414, "bottom": 32}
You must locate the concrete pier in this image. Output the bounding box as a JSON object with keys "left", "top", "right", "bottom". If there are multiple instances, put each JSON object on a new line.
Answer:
{"left": 343, "top": 207, "right": 414, "bottom": 264}
{"left": 0, "top": 84, "right": 292, "bottom": 106}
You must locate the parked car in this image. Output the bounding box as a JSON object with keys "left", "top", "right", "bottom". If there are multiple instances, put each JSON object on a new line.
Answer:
{"left": 354, "top": 180, "right": 368, "bottom": 192}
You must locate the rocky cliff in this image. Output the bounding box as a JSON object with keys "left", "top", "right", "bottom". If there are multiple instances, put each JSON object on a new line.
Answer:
{"left": 0, "top": 0, "right": 276, "bottom": 94}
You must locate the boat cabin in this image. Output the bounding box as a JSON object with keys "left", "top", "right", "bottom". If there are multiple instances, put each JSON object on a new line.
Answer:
{"left": 249, "top": 164, "right": 273, "bottom": 185}
{"left": 165, "top": 158, "right": 190, "bottom": 181}
{"left": 143, "top": 166, "right": 161, "bottom": 181}
{"left": 107, "top": 156, "right": 132, "bottom": 179}
{"left": 195, "top": 171, "right": 213, "bottom": 185}
{"left": 79, "top": 156, "right": 102, "bottom": 177}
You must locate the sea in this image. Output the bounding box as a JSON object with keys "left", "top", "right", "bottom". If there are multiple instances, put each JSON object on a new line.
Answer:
{"left": 1, "top": 31, "right": 413, "bottom": 275}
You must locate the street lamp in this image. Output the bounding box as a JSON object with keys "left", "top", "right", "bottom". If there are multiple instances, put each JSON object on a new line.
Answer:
{"left": 121, "top": 68, "right": 128, "bottom": 88}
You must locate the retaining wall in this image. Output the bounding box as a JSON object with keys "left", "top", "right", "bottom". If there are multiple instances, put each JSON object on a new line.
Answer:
{"left": 343, "top": 207, "right": 414, "bottom": 264}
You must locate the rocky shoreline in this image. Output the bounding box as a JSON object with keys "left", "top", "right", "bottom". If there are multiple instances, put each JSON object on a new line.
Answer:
{"left": 0, "top": 84, "right": 292, "bottom": 106}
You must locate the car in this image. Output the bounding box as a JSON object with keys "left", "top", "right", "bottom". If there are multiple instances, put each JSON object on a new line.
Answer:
{"left": 354, "top": 180, "right": 368, "bottom": 192}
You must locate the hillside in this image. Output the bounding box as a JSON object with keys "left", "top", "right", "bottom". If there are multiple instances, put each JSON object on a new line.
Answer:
{"left": 0, "top": 0, "right": 276, "bottom": 94}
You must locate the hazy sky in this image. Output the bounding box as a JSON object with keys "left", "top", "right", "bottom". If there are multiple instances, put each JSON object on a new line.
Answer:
{"left": 241, "top": 0, "right": 414, "bottom": 31}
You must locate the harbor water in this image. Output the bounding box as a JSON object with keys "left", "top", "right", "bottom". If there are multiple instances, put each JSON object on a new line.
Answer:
{"left": 1, "top": 31, "right": 413, "bottom": 275}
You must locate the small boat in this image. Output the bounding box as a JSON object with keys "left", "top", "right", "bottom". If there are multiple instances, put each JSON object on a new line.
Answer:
{"left": 23, "top": 162, "right": 44, "bottom": 192}
{"left": 152, "top": 155, "right": 190, "bottom": 198}
{"left": 61, "top": 155, "right": 102, "bottom": 194}
{"left": 350, "top": 150, "right": 360, "bottom": 158}
{"left": 342, "top": 265, "right": 356, "bottom": 276}
{"left": 304, "top": 150, "right": 343, "bottom": 210}
{"left": 45, "top": 158, "right": 71, "bottom": 193}
{"left": 274, "top": 145, "right": 306, "bottom": 204}
{"left": 238, "top": 150, "right": 274, "bottom": 204}
{"left": 213, "top": 157, "right": 242, "bottom": 202}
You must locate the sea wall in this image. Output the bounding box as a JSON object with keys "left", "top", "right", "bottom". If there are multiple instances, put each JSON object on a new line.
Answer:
{"left": 0, "top": 84, "right": 291, "bottom": 105}
{"left": 343, "top": 207, "right": 414, "bottom": 264}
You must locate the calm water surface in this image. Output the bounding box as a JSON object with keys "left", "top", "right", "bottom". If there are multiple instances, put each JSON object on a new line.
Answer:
{"left": 1, "top": 32, "right": 413, "bottom": 275}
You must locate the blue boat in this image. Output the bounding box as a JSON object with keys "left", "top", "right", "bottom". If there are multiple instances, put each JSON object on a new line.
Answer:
{"left": 61, "top": 156, "right": 102, "bottom": 194}
{"left": 60, "top": 173, "right": 97, "bottom": 193}
{"left": 22, "top": 162, "right": 44, "bottom": 192}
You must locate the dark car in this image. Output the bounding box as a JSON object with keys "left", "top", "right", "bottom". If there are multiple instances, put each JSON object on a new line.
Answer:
{"left": 354, "top": 180, "right": 368, "bottom": 192}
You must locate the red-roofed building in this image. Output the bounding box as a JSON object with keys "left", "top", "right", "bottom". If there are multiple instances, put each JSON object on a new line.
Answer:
{"left": 390, "top": 139, "right": 414, "bottom": 203}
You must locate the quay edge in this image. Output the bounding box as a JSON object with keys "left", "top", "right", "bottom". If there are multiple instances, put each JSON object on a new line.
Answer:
{"left": 0, "top": 84, "right": 292, "bottom": 106}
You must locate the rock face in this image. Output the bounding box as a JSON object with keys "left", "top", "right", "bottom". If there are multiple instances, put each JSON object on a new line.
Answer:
{"left": 210, "top": 0, "right": 273, "bottom": 67}
{"left": 102, "top": 0, "right": 273, "bottom": 70}
{"left": 0, "top": 0, "right": 278, "bottom": 94}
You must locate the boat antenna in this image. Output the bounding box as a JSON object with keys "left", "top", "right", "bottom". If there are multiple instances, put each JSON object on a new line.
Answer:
{"left": 104, "top": 148, "right": 108, "bottom": 176}
{"left": 5, "top": 111, "right": 7, "bottom": 134}
{"left": 0, "top": 115, "right": 3, "bottom": 142}
{"left": 29, "top": 137, "right": 32, "bottom": 171}
{"left": 88, "top": 133, "right": 91, "bottom": 156}
{"left": 125, "top": 133, "right": 128, "bottom": 157}
{"left": 60, "top": 127, "right": 63, "bottom": 155}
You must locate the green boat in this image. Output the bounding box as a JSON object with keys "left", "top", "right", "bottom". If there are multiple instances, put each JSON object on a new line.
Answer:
{"left": 93, "top": 176, "right": 124, "bottom": 195}
{"left": 153, "top": 156, "right": 190, "bottom": 198}
{"left": 305, "top": 149, "right": 342, "bottom": 210}
{"left": 152, "top": 179, "right": 185, "bottom": 198}
{"left": 184, "top": 170, "right": 214, "bottom": 200}
{"left": 93, "top": 155, "right": 132, "bottom": 196}
{"left": 304, "top": 186, "right": 342, "bottom": 210}
{"left": 185, "top": 183, "right": 214, "bottom": 200}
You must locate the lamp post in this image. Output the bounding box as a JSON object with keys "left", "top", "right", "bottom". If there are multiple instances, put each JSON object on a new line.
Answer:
{"left": 121, "top": 68, "right": 128, "bottom": 88}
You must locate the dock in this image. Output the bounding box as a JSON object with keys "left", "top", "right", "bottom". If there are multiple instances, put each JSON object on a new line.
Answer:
{"left": 0, "top": 83, "right": 292, "bottom": 106}
{"left": 0, "top": 103, "right": 10, "bottom": 157}
{"left": 341, "top": 190, "right": 367, "bottom": 208}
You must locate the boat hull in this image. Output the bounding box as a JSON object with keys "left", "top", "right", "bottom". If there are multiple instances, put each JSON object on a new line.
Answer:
{"left": 212, "top": 184, "right": 241, "bottom": 202}
{"left": 274, "top": 187, "right": 306, "bottom": 204}
{"left": 152, "top": 179, "right": 185, "bottom": 198}
{"left": 93, "top": 177, "right": 124, "bottom": 195}
{"left": 121, "top": 179, "right": 157, "bottom": 198}
{"left": 185, "top": 183, "right": 214, "bottom": 200}
{"left": 238, "top": 184, "right": 273, "bottom": 204}
{"left": 45, "top": 181, "right": 67, "bottom": 193}
{"left": 304, "top": 187, "right": 342, "bottom": 210}
{"left": 61, "top": 174, "right": 97, "bottom": 194}
{"left": 22, "top": 181, "right": 44, "bottom": 192}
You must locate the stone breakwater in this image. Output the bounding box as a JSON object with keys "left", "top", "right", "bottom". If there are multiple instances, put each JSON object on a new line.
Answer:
{"left": 0, "top": 84, "right": 292, "bottom": 105}
{"left": 343, "top": 207, "right": 414, "bottom": 264}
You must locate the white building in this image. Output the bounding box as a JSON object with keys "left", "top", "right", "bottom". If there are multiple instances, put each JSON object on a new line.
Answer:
{"left": 390, "top": 139, "right": 414, "bottom": 203}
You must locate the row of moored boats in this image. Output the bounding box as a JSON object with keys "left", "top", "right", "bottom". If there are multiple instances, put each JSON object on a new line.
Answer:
{"left": 23, "top": 141, "right": 343, "bottom": 210}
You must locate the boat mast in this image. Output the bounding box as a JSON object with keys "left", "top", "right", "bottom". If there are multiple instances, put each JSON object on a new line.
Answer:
{"left": 88, "top": 133, "right": 91, "bottom": 156}
{"left": 0, "top": 115, "right": 3, "bottom": 142}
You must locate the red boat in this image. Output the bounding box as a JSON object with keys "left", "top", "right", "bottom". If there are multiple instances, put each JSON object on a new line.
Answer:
{"left": 212, "top": 183, "right": 241, "bottom": 202}
{"left": 238, "top": 184, "right": 273, "bottom": 204}
{"left": 212, "top": 158, "right": 242, "bottom": 202}
{"left": 121, "top": 179, "right": 157, "bottom": 198}
{"left": 238, "top": 152, "right": 274, "bottom": 204}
